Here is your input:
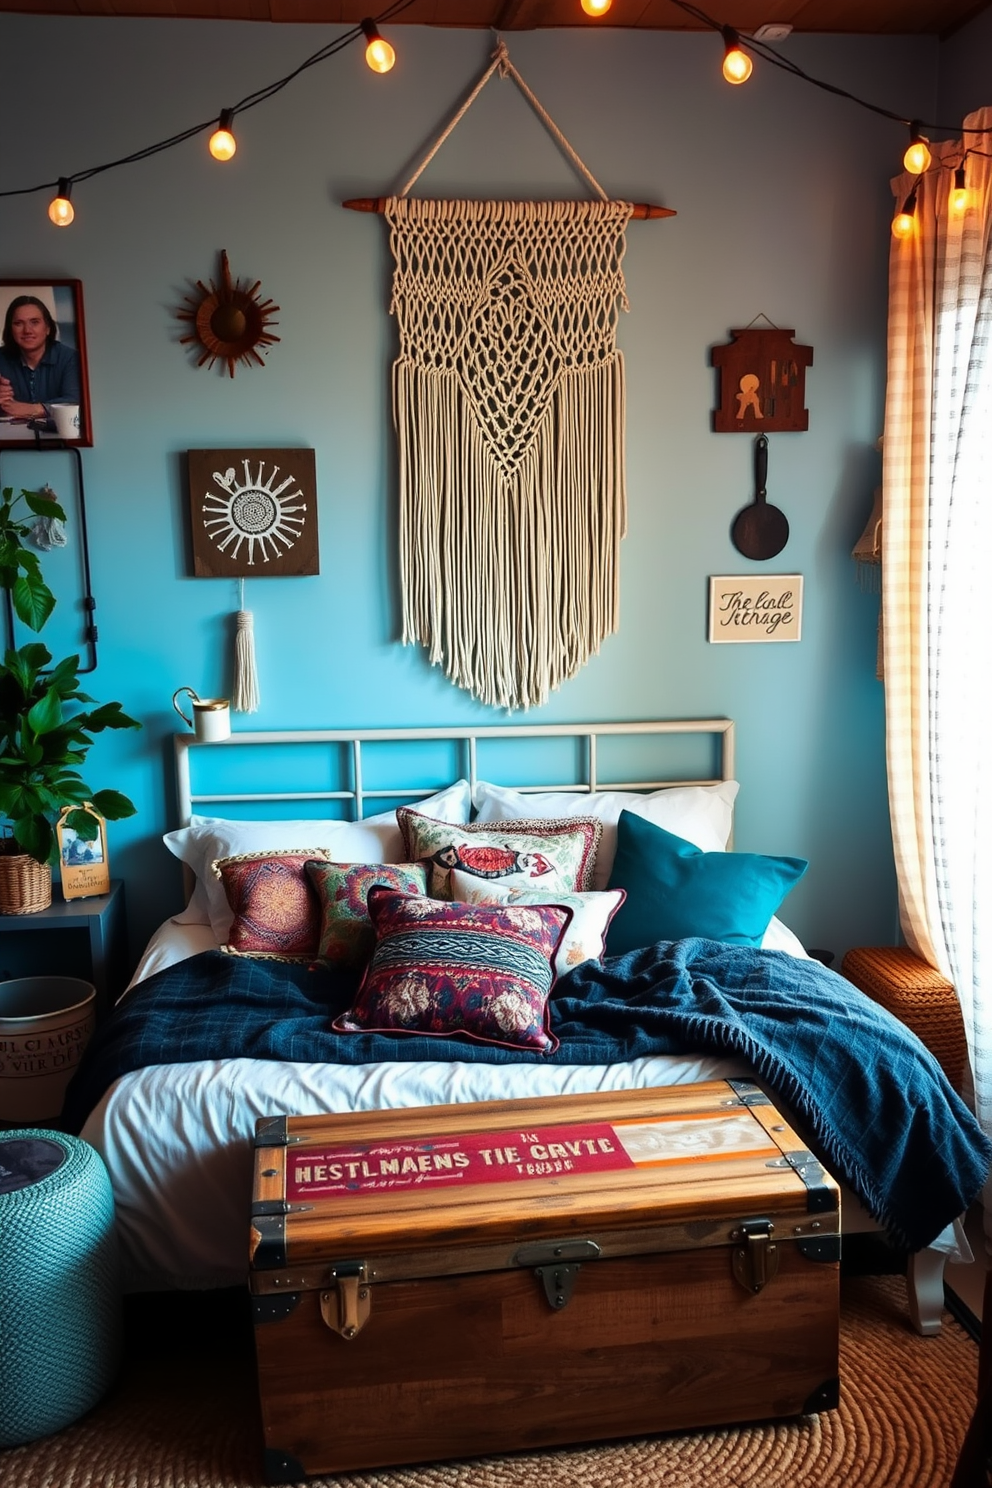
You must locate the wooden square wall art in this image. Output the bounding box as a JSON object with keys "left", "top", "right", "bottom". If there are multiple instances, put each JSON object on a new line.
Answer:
{"left": 187, "top": 449, "right": 318, "bottom": 577}
{"left": 711, "top": 328, "right": 813, "bottom": 433}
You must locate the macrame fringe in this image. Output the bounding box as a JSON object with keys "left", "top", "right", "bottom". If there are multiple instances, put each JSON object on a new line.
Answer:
{"left": 396, "top": 359, "right": 626, "bottom": 711}
{"left": 232, "top": 604, "right": 260, "bottom": 713}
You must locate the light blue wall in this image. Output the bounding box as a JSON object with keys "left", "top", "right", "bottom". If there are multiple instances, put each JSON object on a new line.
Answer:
{"left": 0, "top": 18, "right": 939, "bottom": 966}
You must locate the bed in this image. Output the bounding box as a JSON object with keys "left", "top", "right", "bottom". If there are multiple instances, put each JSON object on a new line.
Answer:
{"left": 64, "top": 719, "right": 990, "bottom": 1335}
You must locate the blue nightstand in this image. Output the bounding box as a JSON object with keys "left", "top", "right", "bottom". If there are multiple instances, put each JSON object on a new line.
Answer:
{"left": 0, "top": 880, "right": 127, "bottom": 1020}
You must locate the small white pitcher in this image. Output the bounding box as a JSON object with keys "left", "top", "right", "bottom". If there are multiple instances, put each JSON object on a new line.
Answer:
{"left": 172, "top": 687, "right": 231, "bottom": 743}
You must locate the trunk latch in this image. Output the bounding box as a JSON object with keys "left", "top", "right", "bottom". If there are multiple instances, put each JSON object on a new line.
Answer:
{"left": 732, "top": 1219, "right": 779, "bottom": 1294}
{"left": 320, "top": 1261, "right": 371, "bottom": 1339}
{"left": 514, "top": 1238, "right": 601, "bottom": 1310}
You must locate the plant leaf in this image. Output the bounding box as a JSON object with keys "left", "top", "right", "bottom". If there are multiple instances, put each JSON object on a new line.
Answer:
{"left": 11, "top": 573, "right": 56, "bottom": 632}
{"left": 91, "top": 789, "right": 137, "bottom": 820}
{"left": 23, "top": 488, "right": 67, "bottom": 522}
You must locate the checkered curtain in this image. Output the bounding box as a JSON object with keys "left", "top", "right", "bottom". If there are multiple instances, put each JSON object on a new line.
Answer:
{"left": 883, "top": 107, "right": 992, "bottom": 1151}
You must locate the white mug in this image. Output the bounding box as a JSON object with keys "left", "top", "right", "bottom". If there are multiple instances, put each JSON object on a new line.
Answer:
{"left": 50, "top": 402, "right": 80, "bottom": 440}
{"left": 172, "top": 687, "right": 231, "bottom": 743}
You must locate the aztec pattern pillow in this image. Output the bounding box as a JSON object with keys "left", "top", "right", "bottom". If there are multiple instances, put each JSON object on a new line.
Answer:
{"left": 214, "top": 850, "right": 334, "bottom": 958}
{"left": 397, "top": 808, "right": 602, "bottom": 901}
{"left": 605, "top": 812, "right": 808, "bottom": 955}
{"left": 449, "top": 870, "right": 625, "bottom": 978}
{"left": 304, "top": 860, "right": 429, "bottom": 968}
{"left": 333, "top": 887, "right": 571, "bottom": 1053}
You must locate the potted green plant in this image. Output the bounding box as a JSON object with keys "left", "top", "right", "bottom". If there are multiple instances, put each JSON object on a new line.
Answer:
{"left": 0, "top": 485, "right": 140, "bottom": 912}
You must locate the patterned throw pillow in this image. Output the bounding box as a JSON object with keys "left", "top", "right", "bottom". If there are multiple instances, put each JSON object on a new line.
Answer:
{"left": 213, "top": 850, "right": 333, "bottom": 958}
{"left": 333, "top": 888, "right": 571, "bottom": 1053}
{"left": 449, "top": 871, "right": 626, "bottom": 978}
{"left": 397, "top": 808, "right": 602, "bottom": 901}
{"left": 304, "top": 861, "right": 429, "bottom": 968}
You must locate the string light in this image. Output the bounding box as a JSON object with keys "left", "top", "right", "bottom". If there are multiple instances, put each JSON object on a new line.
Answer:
{"left": 48, "top": 178, "right": 74, "bottom": 227}
{"left": 580, "top": 0, "right": 612, "bottom": 14}
{"left": 950, "top": 164, "right": 969, "bottom": 216}
{"left": 903, "top": 122, "right": 931, "bottom": 175}
{"left": 361, "top": 19, "right": 395, "bottom": 73}
{"left": 209, "top": 109, "right": 237, "bottom": 162}
{"left": 891, "top": 186, "right": 918, "bottom": 240}
{"left": 721, "top": 27, "right": 752, "bottom": 85}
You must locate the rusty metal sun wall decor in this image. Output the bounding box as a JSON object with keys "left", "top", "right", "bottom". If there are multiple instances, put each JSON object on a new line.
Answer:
{"left": 177, "top": 250, "right": 280, "bottom": 377}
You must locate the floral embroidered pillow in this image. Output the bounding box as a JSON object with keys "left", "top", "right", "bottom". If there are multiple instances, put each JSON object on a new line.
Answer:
{"left": 304, "top": 860, "right": 429, "bottom": 968}
{"left": 397, "top": 808, "right": 602, "bottom": 901}
{"left": 213, "top": 850, "right": 333, "bottom": 958}
{"left": 333, "top": 888, "right": 571, "bottom": 1053}
{"left": 449, "top": 871, "right": 625, "bottom": 978}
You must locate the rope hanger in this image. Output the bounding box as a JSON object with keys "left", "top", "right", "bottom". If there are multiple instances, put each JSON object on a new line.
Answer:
{"left": 343, "top": 37, "right": 675, "bottom": 221}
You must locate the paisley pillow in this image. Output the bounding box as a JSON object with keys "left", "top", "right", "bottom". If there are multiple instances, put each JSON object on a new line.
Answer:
{"left": 304, "top": 860, "right": 429, "bottom": 968}
{"left": 333, "top": 888, "right": 571, "bottom": 1053}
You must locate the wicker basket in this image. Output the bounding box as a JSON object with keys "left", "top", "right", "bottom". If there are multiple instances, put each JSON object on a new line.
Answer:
{"left": 841, "top": 945, "right": 968, "bottom": 1092}
{"left": 0, "top": 851, "right": 52, "bottom": 915}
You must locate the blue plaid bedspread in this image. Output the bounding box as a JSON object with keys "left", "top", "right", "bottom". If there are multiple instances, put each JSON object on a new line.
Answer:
{"left": 62, "top": 937, "right": 991, "bottom": 1251}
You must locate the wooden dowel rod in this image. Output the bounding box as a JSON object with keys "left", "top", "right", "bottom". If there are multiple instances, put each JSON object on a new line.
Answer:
{"left": 341, "top": 197, "right": 676, "bottom": 219}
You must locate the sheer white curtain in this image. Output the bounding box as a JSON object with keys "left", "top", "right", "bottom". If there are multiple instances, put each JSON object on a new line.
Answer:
{"left": 883, "top": 107, "right": 992, "bottom": 1165}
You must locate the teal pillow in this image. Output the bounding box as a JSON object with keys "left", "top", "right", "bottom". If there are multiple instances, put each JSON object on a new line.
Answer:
{"left": 605, "top": 810, "right": 807, "bottom": 955}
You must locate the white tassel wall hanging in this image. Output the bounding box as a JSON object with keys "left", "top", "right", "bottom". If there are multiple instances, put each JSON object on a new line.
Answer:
{"left": 232, "top": 578, "right": 260, "bottom": 713}
{"left": 345, "top": 38, "right": 675, "bottom": 711}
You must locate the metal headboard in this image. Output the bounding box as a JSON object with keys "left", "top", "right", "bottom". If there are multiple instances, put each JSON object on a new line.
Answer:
{"left": 174, "top": 719, "right": 735, "bottom": 826}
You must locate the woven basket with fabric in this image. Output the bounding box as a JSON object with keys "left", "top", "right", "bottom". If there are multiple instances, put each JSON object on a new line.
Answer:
{"left": 0, "top": 850, "right": 52, "bottom": 914}
{"left": 841, "top": 945, "right": 968, "bottom": 1092}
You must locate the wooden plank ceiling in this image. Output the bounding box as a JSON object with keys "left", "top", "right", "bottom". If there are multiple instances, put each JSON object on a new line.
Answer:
{"left": 0, "top": 0, "right": 986, "bottom": 37}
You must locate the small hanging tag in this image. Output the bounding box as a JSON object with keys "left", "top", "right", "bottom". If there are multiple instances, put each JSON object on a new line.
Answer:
{"left": 57, "top": 803, "right": 110, "bottom": 900}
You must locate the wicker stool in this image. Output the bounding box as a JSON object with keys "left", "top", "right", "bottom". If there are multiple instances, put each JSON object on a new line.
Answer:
{"left": 841, "top": 945, "right": 969, "bottom": 1092}
{"left": 0, "top": 1130, "right": 122, "bottom": 1447}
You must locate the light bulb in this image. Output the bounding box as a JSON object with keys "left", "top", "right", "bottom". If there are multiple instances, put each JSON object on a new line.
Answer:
{"left": 903, "top": 125, "right": 931, "bottom": 175}
{"left": 48, "top": 178, "right": 74, "bottom": 227}
{"left": 361, "top": 19, "right": 395, "bottom": 73}
{"left": 891, "top": 189, "right": 918, "bottom": 240}
{"left": 209, "top": 109, "right": 237, "bottom": 161}
{"left": 721, "top": 28, "right": 753, "bottom": 84}
{"left": 580, "top": 0, "right": 612, "bottom": 14}
{"left": 950, "top": 165, "right": 968, "bottom": 215}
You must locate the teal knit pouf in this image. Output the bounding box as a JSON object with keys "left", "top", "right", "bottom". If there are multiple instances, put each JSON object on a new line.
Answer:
{"left": 0, "top": 1130, "right": 122, "bottom": 1447}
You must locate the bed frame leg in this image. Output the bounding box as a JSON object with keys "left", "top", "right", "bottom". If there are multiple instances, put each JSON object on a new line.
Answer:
{"left": 907, "top": 1247, "right": 946, "bottom": 1336}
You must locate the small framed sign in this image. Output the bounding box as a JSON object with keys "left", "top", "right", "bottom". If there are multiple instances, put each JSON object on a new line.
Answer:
{"left": 57, "top": 804, "right": 110, "bottom": 900}
{"left": 708, "top": 574, "right": 803, "bottom": 644}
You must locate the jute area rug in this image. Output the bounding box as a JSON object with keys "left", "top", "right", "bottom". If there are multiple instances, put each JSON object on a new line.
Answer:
{"left": 0, "top": 1274, "right": 977, "bottom": 1488}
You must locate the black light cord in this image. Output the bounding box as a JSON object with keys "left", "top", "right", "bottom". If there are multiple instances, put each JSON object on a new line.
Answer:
{"left": 669, "top": 0, "right": 992, "bottom": 140}
{"left": 0, "top": 0, "right": 418, "bottom": 202}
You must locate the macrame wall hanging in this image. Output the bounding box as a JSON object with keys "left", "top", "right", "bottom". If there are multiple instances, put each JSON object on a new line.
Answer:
{"left": 346, "top": 40, "right": 674, "bottom": 711}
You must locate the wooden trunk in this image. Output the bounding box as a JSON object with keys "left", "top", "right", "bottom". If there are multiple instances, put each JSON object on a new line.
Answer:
{"left": 249, "top": 1079, "right": 840, "bottom": 1482}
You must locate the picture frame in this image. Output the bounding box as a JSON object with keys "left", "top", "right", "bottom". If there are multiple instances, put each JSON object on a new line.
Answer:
{"left": 0, "top": 279, "right": 93, "bottom": 448}
{"left": 57, "top": 804, "right": 110, "bottom": 901}
{"left": 708, "top": 574, "right": 803, "bottom": 644}
{"left": 186, "top": 448, "right": 319, "bottom": 578}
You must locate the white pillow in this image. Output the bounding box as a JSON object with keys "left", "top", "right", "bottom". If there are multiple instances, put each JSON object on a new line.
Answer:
{"left": 761, "top": 916, "right": 810, "bottom": 959}
{"left": 471, "top": 780, "right": 739, "bottom": 891}
{"left": 165, "top": 781, "right": 472, "bottom": 940}
{"left": 449, "top": 869, "right": 625, "bottom": 978}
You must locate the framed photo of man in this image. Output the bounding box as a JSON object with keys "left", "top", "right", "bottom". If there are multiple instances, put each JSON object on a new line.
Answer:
{"left": 0, "top": 280, "right": 93, "bottom": 447}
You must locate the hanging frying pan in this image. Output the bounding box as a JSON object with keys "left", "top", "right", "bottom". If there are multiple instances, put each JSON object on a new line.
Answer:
{"left": 731, "top": 433, "right": 789, "bottom": 560}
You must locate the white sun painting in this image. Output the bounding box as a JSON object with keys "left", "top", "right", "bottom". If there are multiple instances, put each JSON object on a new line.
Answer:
{"left": 202, "top": 459, "right": 308, "bottom": 566}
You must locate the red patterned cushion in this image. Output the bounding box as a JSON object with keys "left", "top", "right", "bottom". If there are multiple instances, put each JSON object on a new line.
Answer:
{"left": 214, "top": 850, "right": 331, "bottom": 957}
{"left": 304, "top": 861, "right": 429, "bottom": 967}
{"left": 333, "top": 888, "right": 570, "bottom": 1053}
{"left": 397, "top": 809, "right": 602, "bottom": 900}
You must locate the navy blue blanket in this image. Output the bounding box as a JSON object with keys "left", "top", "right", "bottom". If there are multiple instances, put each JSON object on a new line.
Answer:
{"left": 63, "top": 938, "right": 991, "bottom": 1252}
